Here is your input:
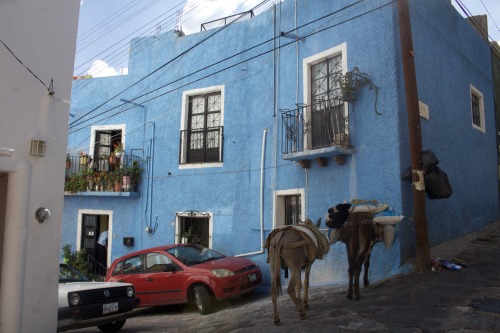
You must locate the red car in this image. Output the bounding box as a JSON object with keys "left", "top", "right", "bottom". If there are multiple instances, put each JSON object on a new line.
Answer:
{"left": 106, "top": 244, "right": 262, "bottom": 315}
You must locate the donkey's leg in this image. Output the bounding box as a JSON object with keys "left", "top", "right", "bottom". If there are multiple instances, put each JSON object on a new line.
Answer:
{"left": 269, "top": 247, "right": 281, "bottom": 326}
{"left": 354, "top": 253, "right": 365, "bottom": 300}
{"left": 302, "top": 262, "right": 312, "bottom": 310}
{"left": 346, "top": 242, "right": 355, "bottom": 300}
{"left": 363, "top": 246, "right": 373, "bottom": 286}
{"left": 287, "top": 265, "right": 306, "bottom": 319}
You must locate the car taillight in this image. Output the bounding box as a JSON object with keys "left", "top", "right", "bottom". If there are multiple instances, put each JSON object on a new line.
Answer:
{"left": 69, "top": 292, "right": 80, "bottom": 306}
{"left": 126, "top": 286, "right": 134, "bottom": 298}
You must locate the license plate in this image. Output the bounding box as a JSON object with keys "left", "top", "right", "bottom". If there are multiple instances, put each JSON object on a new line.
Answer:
{"left": 102, "top": 302, "right": 118, "bottom": 315}
{"left": 248, "top": 273, "right": 257, "bottom": 282}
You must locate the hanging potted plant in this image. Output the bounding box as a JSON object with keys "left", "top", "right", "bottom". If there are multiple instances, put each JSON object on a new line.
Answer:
{"left": 334, "top": 67, "right": 380, "bottom": 115}
{"left": 79, "top": 151, "right": 88, "bottom": 165}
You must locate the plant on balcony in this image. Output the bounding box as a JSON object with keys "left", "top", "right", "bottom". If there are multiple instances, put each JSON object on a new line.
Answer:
{"left": 112, "top": 142, "right": 124, "bottom": 157}
{"left": 105, "top": 170, "right": 122, "bottom": 192}
{"left": 64, "top": 172, "right": 88, "bottom": 193}
{"left": 79, "top": 151, "right": 89, "bottom": 165}
{"left": 122, "top": 161, "right": 144, "bottom": 192}
{"left": 334, "top": 67, "right": 380, "bottom": 115}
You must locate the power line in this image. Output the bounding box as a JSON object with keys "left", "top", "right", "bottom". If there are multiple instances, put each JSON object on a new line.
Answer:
{"left": 69, "top": 0, "right": 377, "bottom": 131}
{"left": 69, "top": 0, "right": 273, "bottom": 128}
{"left": 0, "top": 39, "right": 55, "bottom": 96}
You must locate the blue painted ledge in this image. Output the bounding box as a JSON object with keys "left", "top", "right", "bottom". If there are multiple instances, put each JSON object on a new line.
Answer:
{"left": 282, "top": 146, "right": 354, "bottom": 161}
{"left": 64, "top": 191, "right": 140, "bottom": 197}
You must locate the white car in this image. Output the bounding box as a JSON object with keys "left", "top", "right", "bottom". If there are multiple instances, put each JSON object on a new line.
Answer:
{"left": 58, "top": 263, "right": 140, "bottom": 332}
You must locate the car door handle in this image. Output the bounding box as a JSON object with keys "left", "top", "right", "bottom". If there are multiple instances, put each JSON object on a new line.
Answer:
{"left": 118, "top": 279, "right": 126, "bottom": 282}
{"left": 146, "top": 277, "right": 154, "bottom": 282}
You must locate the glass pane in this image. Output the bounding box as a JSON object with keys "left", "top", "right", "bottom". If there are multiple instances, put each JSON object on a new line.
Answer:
{"left": 207, "top": 113, "right": 220, "bottom": 128}
{"left": 190, "top": 132, "right": 203, "bottom": 149}
{"left": 311, "top": 62, "right": 327, "bottom": 80}
{"left": 191, "top": 97, "right": 205, "bottom": 114}
{"left": 207, "top": 94, "right": 221, "bottom": 112}
{"left": 190, "top": 115, "right": 204, "bottom": 129}
{"left": 329, "top": 55, "right": 342, "bottom": 73}
{"left": 206, "top": 130, "right": 219, "bottom": 148}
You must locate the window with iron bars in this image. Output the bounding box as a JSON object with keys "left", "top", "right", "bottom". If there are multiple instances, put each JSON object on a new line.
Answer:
{"left": 311, "top": 54, "right": 347, "bottom": 148}
{"left": 180, "top": 92, "right": 223, "bottom": 164}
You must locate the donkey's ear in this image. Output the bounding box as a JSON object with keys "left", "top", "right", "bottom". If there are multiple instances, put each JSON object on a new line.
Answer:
{"left": 316, "top": 218, "right": 321, "bottom": 228}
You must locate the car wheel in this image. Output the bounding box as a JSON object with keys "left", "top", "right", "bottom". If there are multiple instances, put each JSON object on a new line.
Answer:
{"left": 97, "top": 319, "right": 126, "bottom": 332}
{"left": 193, "top": 285, "right": 212, "bottom": 315}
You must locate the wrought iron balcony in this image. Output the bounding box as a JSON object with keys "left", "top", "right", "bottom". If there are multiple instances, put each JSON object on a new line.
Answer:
{"left": 280, "top": 98, "right": 354, "bottom": 167}
{"left": 179, "top": 126, "right": 223, "bottom": 164}
{"left": 64, "top": 154, "right": 143, "bottom": 195}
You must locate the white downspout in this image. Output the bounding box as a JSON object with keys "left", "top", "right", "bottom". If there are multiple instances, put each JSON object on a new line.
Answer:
{"left": 236, "top": 128, "right": 268, "bottom": 257}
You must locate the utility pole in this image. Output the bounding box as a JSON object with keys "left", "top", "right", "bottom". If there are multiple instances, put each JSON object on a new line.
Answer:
{"left": 397, "top": 0, "right": 430, "bottom": 272}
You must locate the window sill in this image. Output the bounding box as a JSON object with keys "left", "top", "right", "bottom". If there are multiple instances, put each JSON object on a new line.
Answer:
{"left": 64, "top": 191, "right": 140, "bottom": 197}
{"left": 282, "top": 146, "right": 354, "bottom": 168}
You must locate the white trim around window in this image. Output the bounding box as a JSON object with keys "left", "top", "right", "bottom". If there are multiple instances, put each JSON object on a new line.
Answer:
{"left": 89, "top": 124, "right": 126, "bottom": 157}
{"left": 470, "top": 84, "right": 485, "bottom": 133}
{"left": 179, "top": 85, "right": 225, "bottom": 169}
{"left": 273, "top": 188, "right": 306, "bottom": 229}
{"left": 302, "top": 43, "right": 348, "bottom": 149}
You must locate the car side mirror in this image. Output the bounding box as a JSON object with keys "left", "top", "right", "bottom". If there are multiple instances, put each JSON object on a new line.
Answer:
{"left": 164, "top": 264, "right": 177, "bottom": 272}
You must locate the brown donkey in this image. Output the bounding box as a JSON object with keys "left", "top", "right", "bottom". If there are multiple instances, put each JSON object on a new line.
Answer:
{"left": 264, "top": 218, "right": 329, "bottom": 325}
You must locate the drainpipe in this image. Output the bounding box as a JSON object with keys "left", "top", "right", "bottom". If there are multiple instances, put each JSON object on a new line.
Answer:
{"left": 236, "top": 128, "right": 268, "bottom": 257}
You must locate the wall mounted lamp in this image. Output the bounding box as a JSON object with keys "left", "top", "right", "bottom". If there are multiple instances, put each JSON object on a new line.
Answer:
{"left": 35, "top": 207, "right": 51, "bottom": 223}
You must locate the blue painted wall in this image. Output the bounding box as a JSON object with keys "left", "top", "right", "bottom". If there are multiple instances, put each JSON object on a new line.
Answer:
{"left": 62, "top": 0, "right": 498, "bottom": 287}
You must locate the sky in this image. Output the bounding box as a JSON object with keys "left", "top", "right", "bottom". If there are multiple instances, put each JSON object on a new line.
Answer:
{"left": 74, "top": 0, "right": 500, "bottom": 78}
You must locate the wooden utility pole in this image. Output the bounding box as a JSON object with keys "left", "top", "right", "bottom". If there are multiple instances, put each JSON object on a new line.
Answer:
{"left": 397, "top": 0, "right": 430, "bottom": 272}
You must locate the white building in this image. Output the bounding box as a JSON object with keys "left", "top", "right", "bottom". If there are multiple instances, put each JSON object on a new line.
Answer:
{"left": 0, "top": 1, "right": 80, "bottom": 332}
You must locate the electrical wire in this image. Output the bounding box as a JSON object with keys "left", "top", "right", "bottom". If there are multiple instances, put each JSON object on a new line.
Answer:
{"left": 69, "top": 0, "right": 273, "bottom": 128}
{"left": 69, "top": 0, "right": 388, "bottom": 133}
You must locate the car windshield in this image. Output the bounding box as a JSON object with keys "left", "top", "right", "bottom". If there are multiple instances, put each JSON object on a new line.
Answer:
{"left": 59, "top": 264, "right": 91, "bottom": 283}
{"left": 166, "top": 244, "right": 225, "bottom": 266}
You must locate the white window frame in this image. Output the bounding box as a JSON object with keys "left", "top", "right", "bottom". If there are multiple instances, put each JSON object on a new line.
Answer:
{"left": 77, "top": 209, "right": 113, "bottom": 268}
{"left": 273, "top": 188, "right": 306, "bottom": 229}
{"left": 180, "top": 85, "right": 225, "bottom": 169}
{"left": 470, "top": 84, "right": 485, "bottom": 133}
{"left": 174, "top": 211, "right": 213, "bottom": 248}
{"left": 303, "top": 43, "right": 348, "bottom": 149}
{"left": 89, "top": 124, "right": 126, "bottom": 157}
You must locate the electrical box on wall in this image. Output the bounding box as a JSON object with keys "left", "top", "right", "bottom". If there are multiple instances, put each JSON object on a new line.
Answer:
{"left": 419, "top": 101, "right": 429, "bottom": 120}
{"left": 123, "top": 237, "right": 134, "bottom": 247}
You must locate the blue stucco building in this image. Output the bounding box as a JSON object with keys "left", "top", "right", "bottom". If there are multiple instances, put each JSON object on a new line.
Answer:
{"left": 62, "top": 0, "right": 499, "bottom": 287}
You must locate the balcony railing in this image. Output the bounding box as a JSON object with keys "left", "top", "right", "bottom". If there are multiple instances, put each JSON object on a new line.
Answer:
{"left": 280, "top": 98, "right": 353, "bottom": 166}
{"left": 179, "top": 126, "right": 223, "bottom": 164}
{"left": 64, "top": 154, "right": 143, "bottom": 194}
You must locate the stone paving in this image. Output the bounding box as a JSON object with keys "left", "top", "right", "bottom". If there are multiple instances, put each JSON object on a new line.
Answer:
{"left": 71, "top": 221, "right": 500, "bottom": 333}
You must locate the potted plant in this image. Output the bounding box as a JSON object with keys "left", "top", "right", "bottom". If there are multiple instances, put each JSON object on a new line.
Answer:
{"left": 129, "top": 161, "right": 144, "bottom": 192}
{"left": 79, "top": 151, "right": 88, "bottom": 165}
{"left": 64, "top": 172, "right": 88, "bottom": 193}
{"left": 334, "top": 67, "right": 380, "bottom": 115}
{"left": 106, "top": 170, "right": 122, "bottom": 192}
{"left": 113, "top": 142, "right": 124, "bottom": 158}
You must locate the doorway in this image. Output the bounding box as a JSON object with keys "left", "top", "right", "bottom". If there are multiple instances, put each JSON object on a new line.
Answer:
{"left": 78, "top": 212, "right": 110, "bottom": 277}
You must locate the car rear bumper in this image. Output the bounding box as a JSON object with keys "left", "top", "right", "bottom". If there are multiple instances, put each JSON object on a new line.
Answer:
{"left": 213, "top": 270, "right": 262, "bottom": 299}
{"left": 57, "top": 298, "right": 139, "bottom": 332}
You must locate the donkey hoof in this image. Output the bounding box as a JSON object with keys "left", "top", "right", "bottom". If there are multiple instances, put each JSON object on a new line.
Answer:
{"left": 274, "top": 319, "right": 281, "bottom": 326}
{"left": 346, "top": 293, "right": 353, "bottom": 300}
{"left": 355, "top": 294, "right": 362, "bottom": 301}
{"left": 364, "top": 280, "right": 370, "bottom": 287}
{"left": 300, "top": 312, "right": 307, "bottom": 320}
